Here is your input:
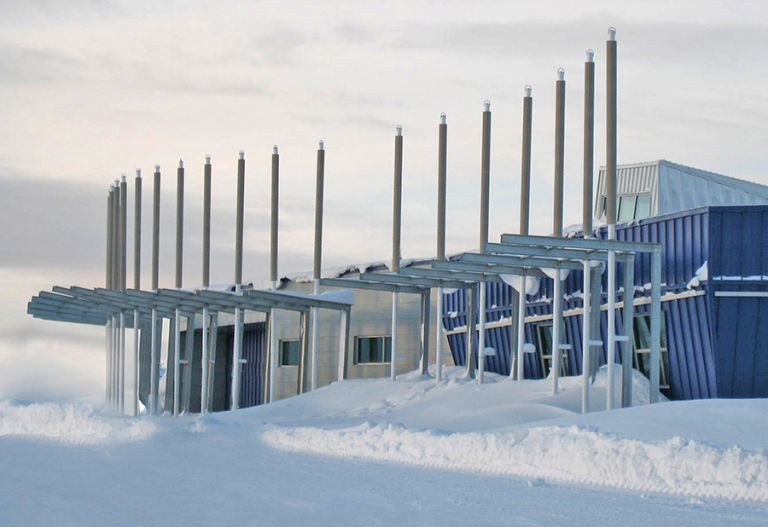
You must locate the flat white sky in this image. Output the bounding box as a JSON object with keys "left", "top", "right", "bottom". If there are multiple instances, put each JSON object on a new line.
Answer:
{"left": 2, "top": 0, "right": 767, "bottom": 401}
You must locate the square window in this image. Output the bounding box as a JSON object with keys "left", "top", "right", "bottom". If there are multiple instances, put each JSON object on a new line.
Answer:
{"left": 279, "top": 339, "right": 300, "bottom": 367}
{"left": 354, "top": 336, "right": 392, "bottom": 364}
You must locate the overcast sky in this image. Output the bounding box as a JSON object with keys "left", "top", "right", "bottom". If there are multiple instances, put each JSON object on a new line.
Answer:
{"left": 2, "top": 0, "right": 768, "bottom": 402}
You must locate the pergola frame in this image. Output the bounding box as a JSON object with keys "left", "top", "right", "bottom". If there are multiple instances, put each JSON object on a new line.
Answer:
{"left": 27, "top": 285, "right": 352, "bottom": 416}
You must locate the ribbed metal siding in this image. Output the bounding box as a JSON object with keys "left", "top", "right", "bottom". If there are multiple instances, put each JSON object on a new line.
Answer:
{"left": 240, "top": 323, "right": 266, "bottom": 407}
{"left": 595, "top": 162, "right": 659, "bottom": 218}
{"left": 707, "top": 206, "right": 768, "bottom": 398}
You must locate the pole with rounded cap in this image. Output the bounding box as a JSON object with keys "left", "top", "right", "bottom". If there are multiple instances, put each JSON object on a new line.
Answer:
{"left": 119, "top": 174, "right": 127, "bottom": 413}
{"left": 268, "top": 145, "right": 280, "bottom": 403}
{"left": 173, "top": 160, "right": 184, "bottom": 416}
{"left": 105, "top": 185, "right": 114, "bottom": 407}
{"left": 310, "top": 140, "right": 325, "bottom": 391}
{"left": 435, "top": 114, "right": 447, "bottom": 382}
{"left": 201, "top": 155, "right": 212, "bottom": 413}
{"left": 606, "top": 26, "right": 618, "bottom": 410}
{"left": 231, "top": 151, "right": 246, "bottom": 410}
{"left": 552, "top": 68, "right": 566, "bottom": 395}
{"left": 391, "top": 125, "right": 403, "bottom": 381}
{"left": 132, "top": 169, "right": 142, "bottom": 415}
{"left": 149, "top": 164, "right": 161, "bottom": 414}
{"left": 477, "top": 100, "right": 491, "bottom": 383}
{"left": 514, "top": 87, "right": 533, "bottom": 381}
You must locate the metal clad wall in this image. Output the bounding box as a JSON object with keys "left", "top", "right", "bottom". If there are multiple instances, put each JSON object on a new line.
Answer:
{"left": 707, "top": 206, "right": 768, "bottom": 398}
{"left": 240, "top": 323, "right": 266, "bottom": 407}
{"left": 438, "top": 206, "right": 768, "bottom": 400}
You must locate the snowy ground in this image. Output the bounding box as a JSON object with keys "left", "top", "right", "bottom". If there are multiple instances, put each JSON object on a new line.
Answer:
{"left": 1, "top": 368, "right": 767, "bottom": 526}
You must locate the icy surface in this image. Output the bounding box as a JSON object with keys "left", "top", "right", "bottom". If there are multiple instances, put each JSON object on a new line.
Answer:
{"left": 2, "top": 368, "right": 768, "bottom": 525}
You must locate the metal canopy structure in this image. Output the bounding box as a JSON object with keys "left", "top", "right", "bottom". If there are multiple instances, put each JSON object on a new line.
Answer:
{"left": 320, "top": 231, "right": 662, "bottom": 413}
{"left": 28, "top": 284, "right": 353, "bottom": 415}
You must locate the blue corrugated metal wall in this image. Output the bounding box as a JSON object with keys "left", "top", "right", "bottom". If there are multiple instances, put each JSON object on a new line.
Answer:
{"left": 707, "top": 206, "right": 768, "bottom": 398}
{"left": 240, "top": 323, "right": 266, "bottom": 407}
{"left": 442, "top": 206, "right": 768, "bottom": 400}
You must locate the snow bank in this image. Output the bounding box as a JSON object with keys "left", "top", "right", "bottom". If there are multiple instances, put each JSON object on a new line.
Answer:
{"left": 0, "top": 400, "right": 155, "bottom": 445}
{"left": 264, "top": 421, "right": 768, "bottom": 501}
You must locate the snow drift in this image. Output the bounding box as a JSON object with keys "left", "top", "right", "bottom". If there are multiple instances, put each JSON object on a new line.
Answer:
{"left": 265, "top": 421, "right": 768, "bottom": 501}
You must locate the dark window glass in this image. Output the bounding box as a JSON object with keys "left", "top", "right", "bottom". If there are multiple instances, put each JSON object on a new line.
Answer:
{"left": 279, "top": 339, "right": 300, "bottom": 367}
{"left": 355, "top": 336, "right": 392, "bottom": 364}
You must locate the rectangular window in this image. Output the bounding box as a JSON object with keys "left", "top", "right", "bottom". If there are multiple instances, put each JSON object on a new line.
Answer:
{"left": 618, "top": 195, "right": 637, "bottom": 223}
{"left": 633, "top": 314, "right": 670, "bottom": 391}
{"left": 537, "top": 324, "right": 570, "bottom": 378}
{"left": 279, "top": 339, "right": 300, "bottom": 367}
{"left": 634, "top": 194, "right": 651, "bottom": 220}
{"left": 354, "top": 336, "right": 392, "bottom": 364}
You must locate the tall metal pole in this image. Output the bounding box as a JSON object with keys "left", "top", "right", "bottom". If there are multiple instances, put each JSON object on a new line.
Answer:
{"left": 311, "top": 141, "right": 325, "bottom": 391}
{"left": 513, "top": 88, "right": 533, "bottom": 381}
{"left": 583, "top": 50, "right": 595, "bottom": 237}
{"left": 201, "top": 155, "right": 212, "bottom": 413}
{"left": 173, "top": 160, "right": 184, "bottom": 416}
{"left": 132, "top": 169, "right": 142, "bottom": 416}
{"left": 149, "top": 165, "right": 161, "bottom": 414}
{"left": 119, "top": 174, "right": 127, "bottom": 413}
{"left": 391, "top": 125, "right": 403, "bottom": 381}
{"left": 435, "top": 114, "right": 447, "bottom": 382}
{"left": 105, "top": 186, "right": 114, "bottom": 407}
{"left": 477, "top": 101, "right": 491, "bottom": 383}
{"left": 552, "top": 69, "right": 566, "bottom": 395}
{"left": 606, "top": 27, "right": 618, "bottom": 410}
{"left": 231, "top": 151, "right": 245, "bottom": 410}
{"left": 111, "top": 181, "right": 120, "bottom": 408}
{"left": 269, "top": 145, "right": 280, "bottom": 403}
{"left": 520, "top": 86, "right": 533, "bottom": 236}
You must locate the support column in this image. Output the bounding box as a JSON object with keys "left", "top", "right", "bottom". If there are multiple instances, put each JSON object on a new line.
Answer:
{"left": 119, "top": 174, "right": 127, "bottom": 413}
{"left": 552, "top": 273, "right": 563, "bottom": 394}
{"left": 606, "top": 27, "right": 618, "bottom": 411}
{"left": 583, "top": 50, "right": 595, "bottom": 236}
{"left": 182, "top": 315, "right": 194, "bottom": 412}
{"left": 298, "top": 310, "right": 309, "bottom": 393}
{"left": 477, "top": 101, "right": 491, "bottom": 384}
{"left": 435, "top": 114, "right": 447, "bottom": 382}
{"left": 513, "top": 88, "right": 533, "bottom": 381}
{"left": 269, "top": 145, "right": 280, "bottom": 403}
{"left": 465, "top": 286, "right": 477, "bottom": 378}
{"left": 337, "top": 309, "right": 349, "bottom": 381}
{"left": 391, "top": 126, "right": 403, "bottom": 381}
{"left": 419, "top": 289, "right": 430, "bottom": 375}
{"left": 231, "top": 151, "right": 245, "bottom": 411}
{"left": 150, "top": 164, "right": 161, "bottom": 414}
{"left": 201, "top": 155, "right": 212, "bottom": 413}
{"left": 311, "top": 141, "right": 325, "bottom": 391}
{"left": 105, "top": 186, "right": 114, "bottom": 407}
{"left": 650, "top": 249, "right": 662, "bottom": 403}
{"left": 173, "top": 308, "right": 181, "bottom": 416}
{"left": 622, "top": 256, "right": 635, "bottom": 407}
{"left": 150, "top": 307, "right": 159, "bottom": 414}
{"left": 581, "top": 260, "right": 592, "bottom": 414}
{"left": 516, "top": 276, "right": 526, "bottom": 381}
{"left": 132, "top": 169, "right": 142, "bottom": 416}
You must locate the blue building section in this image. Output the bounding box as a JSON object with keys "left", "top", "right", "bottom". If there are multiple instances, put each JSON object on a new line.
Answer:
{"left": 442, "top": 206, "right": 768, "bottom": 400}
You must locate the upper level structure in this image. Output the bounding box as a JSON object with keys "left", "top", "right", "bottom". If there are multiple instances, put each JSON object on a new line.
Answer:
{"left": 594, "top": 160, "right": 768, "bottom": 225}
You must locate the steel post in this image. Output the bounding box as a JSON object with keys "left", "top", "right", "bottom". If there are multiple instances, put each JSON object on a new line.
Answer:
{"left": 391, "top": 126, "right": 403, "bottom": 381}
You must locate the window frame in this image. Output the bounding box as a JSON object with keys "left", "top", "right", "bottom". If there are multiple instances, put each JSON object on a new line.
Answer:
{"left": 278, "top": 338, "right": 301, "bottom": 367}
{"left": 353, "top": 335, "right": 392, "bottom": 365}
